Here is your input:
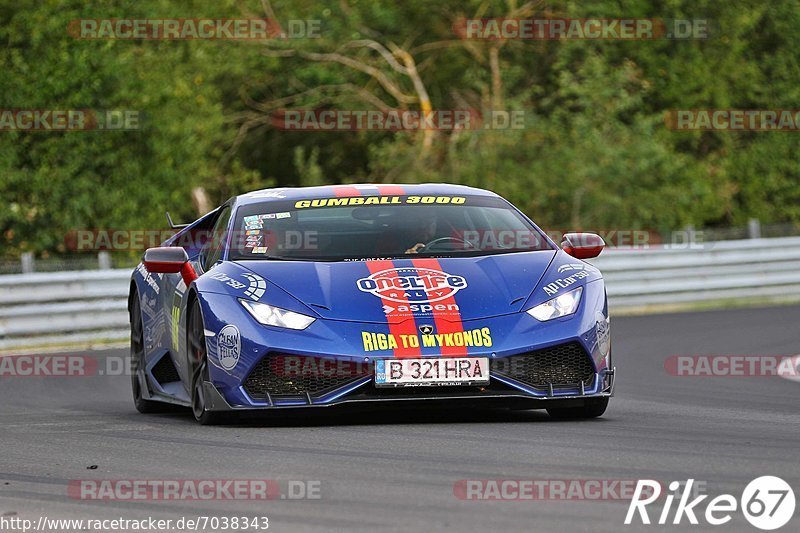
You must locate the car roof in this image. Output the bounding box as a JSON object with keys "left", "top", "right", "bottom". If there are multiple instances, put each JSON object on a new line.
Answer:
{"left": 235, "top": 183, "right": 500, "bottom": 206}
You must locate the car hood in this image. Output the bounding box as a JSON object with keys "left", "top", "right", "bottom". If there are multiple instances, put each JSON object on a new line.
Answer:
{"left": 235, "top": 251, "right": 558, "bottom": 323}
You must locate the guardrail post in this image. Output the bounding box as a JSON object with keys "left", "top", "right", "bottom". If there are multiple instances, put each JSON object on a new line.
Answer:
{"left": 686, "top": 225, "right": 696, "bottom": 246}
{"left": 98, "top": 251, "right": 112, "bottom": 270}
{"left": 21, "top": 252, "right": 34, "bottom": 274}
{"left": 748, "top": 218, "right": 761, "bottom": 239}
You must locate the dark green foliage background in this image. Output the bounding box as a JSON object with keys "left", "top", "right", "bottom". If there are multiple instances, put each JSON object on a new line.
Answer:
{"left": 1, "top": 0, "right": 798, "bottom": 256}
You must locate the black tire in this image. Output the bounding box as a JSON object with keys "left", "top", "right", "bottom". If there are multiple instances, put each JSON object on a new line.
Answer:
{"left": 546, "top": 397, "right": 609, "bottom": 420}
{"left": 130, "top": 291, "right": 168, "bottom": 413}
{"left": 188, "top": 299, "right": 225, "bottom": 425}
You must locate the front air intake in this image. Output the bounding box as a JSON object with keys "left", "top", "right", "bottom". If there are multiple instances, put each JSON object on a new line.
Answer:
{"left": 490, "top": 342, "right": 595, "bottom": 389}
{"left": 243, "top": 354, "right": 373, "bottom": 400}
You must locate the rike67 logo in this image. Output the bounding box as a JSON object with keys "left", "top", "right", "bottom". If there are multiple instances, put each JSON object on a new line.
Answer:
{"left": 626, "top": 477, "right": 796, "bottom": 530}
{"left": 357, "top": 267, "right": 467, "bottom": 304}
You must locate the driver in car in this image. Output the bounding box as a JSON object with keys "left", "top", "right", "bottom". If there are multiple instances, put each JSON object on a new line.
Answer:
{"left": 404, "top": 210, "right": 438, "bottom": 254}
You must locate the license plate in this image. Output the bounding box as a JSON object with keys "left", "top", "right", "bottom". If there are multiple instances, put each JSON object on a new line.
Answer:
{"left": 374, "top": 357, "right": 490, "bottom": 387}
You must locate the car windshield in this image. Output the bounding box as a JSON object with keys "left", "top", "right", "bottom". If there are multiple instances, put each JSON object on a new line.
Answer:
{"left": 228, "top": 194, "right": 553, "bottom": 261}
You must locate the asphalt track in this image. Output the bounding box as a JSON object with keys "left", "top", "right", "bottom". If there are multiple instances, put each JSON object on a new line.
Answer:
{"left": 0, "top": 305, "right": 798, "bottom": 533}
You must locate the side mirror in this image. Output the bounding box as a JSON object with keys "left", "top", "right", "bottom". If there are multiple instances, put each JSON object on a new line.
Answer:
{"left": 143, "top": 247, "right": 198, "bottom": 286}
{"left": 561, "top": 232, "right": 605, "bottom": 259}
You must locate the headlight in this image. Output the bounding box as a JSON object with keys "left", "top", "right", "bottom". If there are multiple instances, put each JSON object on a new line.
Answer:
{"left": 526, "top": 287, "right": 583, "bottom": 321}
{"left": 239, "top": 299, "right": 315, "bottom": 330}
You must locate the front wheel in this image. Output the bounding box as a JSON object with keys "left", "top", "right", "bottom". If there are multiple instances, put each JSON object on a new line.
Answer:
{"left": 188, "top": 299, "right": 225, "bottom": 425}
{"left": 546, "top": 397, "right": 609, "bottom": 420}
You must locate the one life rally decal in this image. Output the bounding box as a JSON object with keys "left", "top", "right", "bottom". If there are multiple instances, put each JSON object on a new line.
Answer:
{"left": 365, "top": 259, "right": 423, "bottom": 358}
{"left": 335, "top": 184, "right": 471, "bottom": 359}
{"left": 411, "top": 258, "right": 465, "bottom": 357}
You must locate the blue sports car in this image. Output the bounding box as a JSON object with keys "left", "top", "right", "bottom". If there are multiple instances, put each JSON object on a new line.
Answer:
{"left": 129, "top": 184, "right": 614, "bottom": 424}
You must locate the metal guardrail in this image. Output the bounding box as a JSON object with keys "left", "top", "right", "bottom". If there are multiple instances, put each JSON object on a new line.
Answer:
{"left": 590, "top": 236, "right": 800, "bottom": 308}
{"left": 0, "top": 270, "right": 131, "bottom": 350}
{"left": 1, "top": 236, "right": 800, "bottom": 350}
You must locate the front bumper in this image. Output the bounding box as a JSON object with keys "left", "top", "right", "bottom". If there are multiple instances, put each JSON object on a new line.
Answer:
{"left": 199, "top": 279, "right": 613, "bottom": 411}
{"left": 202, "top": 365, "right": 615, "bottom": 412}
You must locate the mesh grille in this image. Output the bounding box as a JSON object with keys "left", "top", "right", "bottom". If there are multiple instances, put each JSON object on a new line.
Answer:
{"left": 151, "top": 355, "right": 180, "bottom": 384}
{"left": 490, "top": 342, "right": 595, "bottom": 388}
{"left": 243, "top": 354, "right": 373, "bottom": 399}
